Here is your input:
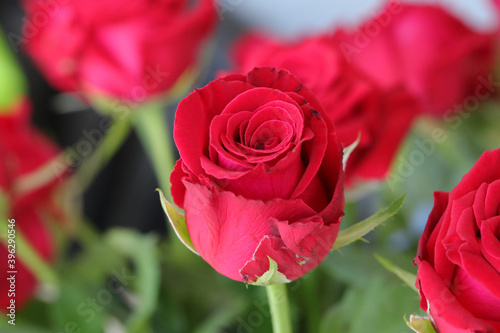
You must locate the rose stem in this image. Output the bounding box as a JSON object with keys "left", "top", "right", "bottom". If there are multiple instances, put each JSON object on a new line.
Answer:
{"left": 74, "top": 116, "right": 132, "bottom": 191}
{"left": 133, "top": 101, "right": 175, "bottom": 203}
{"left": 266, "top": 283, "right": 293, "bottom": 333}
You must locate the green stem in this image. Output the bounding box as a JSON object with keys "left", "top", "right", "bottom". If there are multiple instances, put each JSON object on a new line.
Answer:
{"left": 266, "top": 284, "right": 293, "bottom": 333}
{"left": 0, "top": 224, "right": 59, "bottom": 286}
{"left": 133, "top": 102, "right": 175, "bottom": 202}
{"left": 74, "top": 116, "right": 132, "bottom": 190}
{"left": 303, "top": 271, "right": 320, "bottom": 333}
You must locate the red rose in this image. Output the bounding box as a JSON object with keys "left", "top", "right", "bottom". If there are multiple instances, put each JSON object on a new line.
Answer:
{"left": 414, "top": 149, "right": 500, "bottom": 332}
{"left": 0, "top": 99, "right": 61, "bottom": 311}
{"left": 23, "top": 0, "right": 216, "bottom": 101}
{"left": 334, "top": 2, "right": 496, "bottom": 117}
{"left": 493, "top": 0, "right": 500, "bottom": 29}
{"left": 170, "top": 67, "right": 344, "bottom": 283}
{"left": 230, "top": 34, "right": 418, "bottom": 185}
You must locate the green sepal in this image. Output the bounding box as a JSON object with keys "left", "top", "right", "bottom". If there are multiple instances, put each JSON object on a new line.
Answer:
{"left": 342, "top": 133, "right": 361, "bottom": 171}
{"left": 250, "top": 257, "right": 290, "bottom": 287}
{"left": 405, "top": 315, "right": 436, "bottom": 333}
{"left": 332, "top": 193, "right": 405, "bottom": 251}
{"left": 375, "top": 254, "right": 418, "bottom": 293}
{"left": 157, "top": 189, "right": 198, "bottom": 255}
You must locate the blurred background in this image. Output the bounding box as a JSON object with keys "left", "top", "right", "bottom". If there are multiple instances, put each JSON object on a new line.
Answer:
{"left": 1, "top": 0, "right": 500, "bottom": 332}
{"left": 0, "top": 0, "right": 496, "bottom": 236}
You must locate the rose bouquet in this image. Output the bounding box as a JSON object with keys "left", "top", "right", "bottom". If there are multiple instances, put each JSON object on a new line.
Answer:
{"left": 0, "top": 0, "right": 499, "bottom": 332}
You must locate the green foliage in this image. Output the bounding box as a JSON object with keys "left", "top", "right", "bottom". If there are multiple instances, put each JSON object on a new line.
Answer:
{"left": 333, "top": 193, "right": 405, "bottom": 251}
{"left": 375, "top": 254, "right": 418, "bottom": 293}
{"left": 106, "top": 229, "right": 161, "bottom": 333}
{"left": 319, "top": 276, "right": 421, "bottom": 333}
{"left": 0, "top": 28, "right": 26, "bottom": 110}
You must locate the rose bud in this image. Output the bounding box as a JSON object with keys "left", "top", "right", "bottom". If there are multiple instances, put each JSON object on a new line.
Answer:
{"left": 334, "top": 2, "right": 496, "bottom": 117}
{"left": 168, "top": 67, "right": 345, "bottom": 284}
{"left": 414, "top": 149, "right": 500, "bottom": 332}
{"left": 0, "top": 99, "right": 63, "bottom": 311}
{"left": 230, "top": 34, "right": 419, "bottom": 185}
{"left": 22, "top": 0, "right": 216, "bottom": 101}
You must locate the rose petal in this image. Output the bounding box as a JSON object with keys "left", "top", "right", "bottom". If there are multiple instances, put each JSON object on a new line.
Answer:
{"left": 480, "top": 216, "right": 500, "bottom": 271}
{"left": 182, "top": 178, "right": 318, "bottom": 282}
{"left": 451, "top": 266, "right": 500, "bottom": 321}
{"left": 239, "top": 235, "right": 298, "bottom": 282}
{"left": 457, "top": 250, "right": 500, "bottom": 312}
{"left": 444, "top": 194, "right": 480, "bottom": 265}
{"left": 209, "top": 113, "right": 254, "bottom": 172}
{"left": 343, "top": 88, "right": 419, "bottom": 182}
{"left": 170, "top": 158, "right": 190, "bottom": 208}
{"left": 215, "top": 148, "right": 305, "bottom": 202}
{"left": 415, "top": 192, "right": 455, "bottom": 279}
{"left": 450, "top": 150, "right": 500, "bottom": 201}
{"left": 416, "top": 261, "right": 495, "bottom": 332}
{"left": 485, "top": 180, "right": 500, "bottom": 219}
{"left": 246, "top": 68, "right": 326, "bottom": 114}
{"left": 240, "top": 213, "right": 339, "bottom": 282}
{"left": 270, "top": 216, "right": 338, "bottom": 258}
{"left": 472, "top": 183, "right": 489, "bottom": 229}
{"left": 174, "top": 79, "right": 254, "bottom": 177}
{"left": 232, "top": 34, "right": 343, "bottom": 96}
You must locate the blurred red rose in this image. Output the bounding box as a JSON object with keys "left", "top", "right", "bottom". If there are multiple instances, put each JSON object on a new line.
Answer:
{"left": 170, "top": 67, "right": 344, "bottom": 283}
{"left": 334, "top": 2, "right": 496, "bottom": 117}
{"left": 0, "top": 99, "right": 62, "bottom": 311}
{"left": 414, "top": 149, "right": 500, "bottom": 332}
{"left": 231, "top": 34, "right": 419, "bottom": 185}
{"left": 494, "top": 0, "right": 500, "bottom": 17}
{"left": 23, "top": 0, "right": 216, "bottom": 101}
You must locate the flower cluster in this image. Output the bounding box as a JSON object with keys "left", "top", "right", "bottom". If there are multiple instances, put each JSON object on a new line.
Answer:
{"left": 3, "top": 0, "right": 499, "bottom": 331}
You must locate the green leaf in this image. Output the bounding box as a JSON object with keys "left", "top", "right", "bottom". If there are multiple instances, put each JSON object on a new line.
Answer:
{"left": 157, "top": 189, "right": 198, "bottom": 255}
{"left": 251, "top": 257, "right": 290, "bottom": 287}
{"left": 63, "top": 227, "right": 127, "bottom": 284}
{"left": 106, "top": 228, "right": 161, "bottom": 333}
{"left": 0, "top": 28, "right": 26, "bottom": 110}
{"left": 374, "top": 254, "right": 418, "bottom": 293}
{"left": 48, "top": 281, "right": 107, "bottom": 333}
{"left": 332, "top": 193, "right": 405, "bottom": 251}
{"left": 319, "top": 275, "right": 423, "bottom": 333}
{"left": 193, "top": 298, "right": 248, "bottom": 333}
{"left": 405, "top": 315, "right": 436, "bottom": 333}
{"left": 342, "top": 133, "right": 361, "bottom": 171}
